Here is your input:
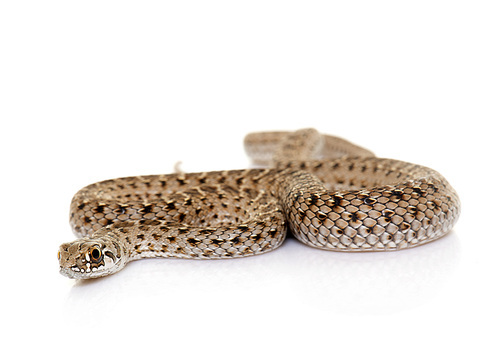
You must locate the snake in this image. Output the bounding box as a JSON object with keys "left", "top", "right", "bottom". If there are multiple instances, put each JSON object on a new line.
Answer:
{"left": 58, "top": 129, "right": 460, "bottom": 279}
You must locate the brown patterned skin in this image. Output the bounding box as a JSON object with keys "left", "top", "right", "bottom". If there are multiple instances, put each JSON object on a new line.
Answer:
{"left": 58, "top": 129, "right": 460, "bottom": 279}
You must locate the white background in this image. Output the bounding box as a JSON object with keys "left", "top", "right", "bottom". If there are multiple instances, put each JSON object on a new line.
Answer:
{"left": 1, "top": 1, "right": 499, "bottom": 347}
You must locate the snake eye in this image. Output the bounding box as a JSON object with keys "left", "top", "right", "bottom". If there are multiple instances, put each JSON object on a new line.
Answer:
{"left": 90, "top": 246, "right": 102, "bottom": 262}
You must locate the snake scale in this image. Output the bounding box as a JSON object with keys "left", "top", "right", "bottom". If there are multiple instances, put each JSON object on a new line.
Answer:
{"left": 58, "top": 129, "right": 460, "bottom": 279}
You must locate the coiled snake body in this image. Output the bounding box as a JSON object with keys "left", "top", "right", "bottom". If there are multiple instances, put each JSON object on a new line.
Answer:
{"left": 58, "top": 129, "right": 460, "bottom": 279}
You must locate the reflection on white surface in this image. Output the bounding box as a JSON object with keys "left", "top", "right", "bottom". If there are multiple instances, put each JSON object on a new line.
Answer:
{"left": 289, "top": 232, "right": 460, "bottom": 314}
{"left": 65, "top": 231, "right": 460, "bottom": 326}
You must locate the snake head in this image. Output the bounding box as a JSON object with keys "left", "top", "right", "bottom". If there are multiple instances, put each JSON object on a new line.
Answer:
{"left": 58, "top": 236, "right": 127, "bottom": 279}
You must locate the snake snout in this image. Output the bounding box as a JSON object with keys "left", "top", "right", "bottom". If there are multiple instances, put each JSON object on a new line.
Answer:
{"left": 57, "top": 243, "right": 72, "bottom": 269}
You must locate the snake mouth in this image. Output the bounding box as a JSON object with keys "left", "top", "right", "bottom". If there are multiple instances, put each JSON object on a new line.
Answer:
{"left": 59, "top": 264, "right": 91, "bottom": 279}
{"left": 59, "top": 265, "right": 108, "bottom": 279}
{"left": 59, "top": 266, "right": 82, "bottom": 279}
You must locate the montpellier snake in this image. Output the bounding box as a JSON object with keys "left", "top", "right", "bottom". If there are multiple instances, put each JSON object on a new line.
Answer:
{"left": 58, "top": 129, "right": 460, "bottom": 279}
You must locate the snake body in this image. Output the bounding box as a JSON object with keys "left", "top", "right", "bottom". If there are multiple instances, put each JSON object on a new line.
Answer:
{"left": 58, "top": 129, "right": 460, "bottom": 279}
